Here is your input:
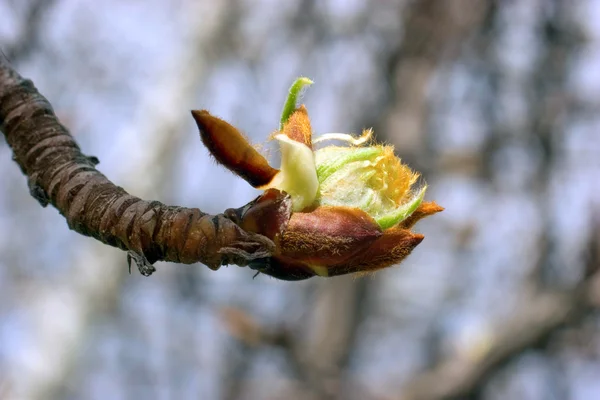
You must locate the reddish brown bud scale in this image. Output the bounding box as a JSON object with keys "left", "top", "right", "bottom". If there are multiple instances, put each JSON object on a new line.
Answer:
{"left": 254, "top": 226, "right": 423, "bottom": 280}
{"left": 191, "top": 110, "right": 279, "bottom": 188}
{"left": 399, "top": 201, "right": 444, "bottom": 229}
{"left": 332, "top": 228, "right": 424, "bottom": 276}
{"left": 236, "top": 188, "right": 292, "bottom": 241}
{"left": 281, "top": 206, "right": 381, "bottom": 266}
{"left": 280, "top": 105, "right": 313, "bottom": 148}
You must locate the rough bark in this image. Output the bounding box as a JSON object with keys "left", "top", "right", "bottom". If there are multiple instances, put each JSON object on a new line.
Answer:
{"left": 0, "top": 58, "right": 273, "bottom": 275}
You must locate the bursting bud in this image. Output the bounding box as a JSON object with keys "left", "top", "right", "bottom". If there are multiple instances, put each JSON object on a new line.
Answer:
{"left": 192, "top": 78, "right": 442, "bottom": 280}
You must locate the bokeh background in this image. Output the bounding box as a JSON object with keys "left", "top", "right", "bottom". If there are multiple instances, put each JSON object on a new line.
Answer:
{"left": 1, "top": 0, "right": 600, "bottom": 399}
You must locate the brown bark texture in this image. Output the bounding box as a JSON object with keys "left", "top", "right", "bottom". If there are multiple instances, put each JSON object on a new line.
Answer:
{"left": 0, "top": 58, "right": 274, "bottom": 275}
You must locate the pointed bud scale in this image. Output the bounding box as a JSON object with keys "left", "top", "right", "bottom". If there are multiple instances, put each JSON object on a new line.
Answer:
{"left": 280, "top": 206, "right": 382, "bottom": 267}
{"left": 191, "top": 110, "right": 279, "bottom": 188}
{"left": 331, "top": 228, "right": 424, "bottom": 276}
{"left": 236, "top": 188, "right": 292, "bottom": 241}
{"left": 281, "top": 105, "right": 312, "bottom": 148}
{"left": 247, "top": 229, "right": 424, "bottom": 280}
{"left": 399, "top": 201, "right": 445, "bottom": 229}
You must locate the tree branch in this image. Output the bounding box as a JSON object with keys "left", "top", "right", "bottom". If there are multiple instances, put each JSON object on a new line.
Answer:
{"left": 0, "top": 58, "right": 273, "bottom": 274}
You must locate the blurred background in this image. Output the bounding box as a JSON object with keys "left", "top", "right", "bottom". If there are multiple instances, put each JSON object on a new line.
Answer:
{"left": 1, "top": 0, "right": 600, "bottom": 399}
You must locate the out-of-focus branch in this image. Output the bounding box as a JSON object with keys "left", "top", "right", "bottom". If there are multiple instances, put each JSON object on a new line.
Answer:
{"left": 0, "top": 58, "right": 273, "bottom": 275}
{"left": 399, "top": 273, "right": 599, "bottom": 400}
{"left": 381, "top": 0, "right": 493, "bottom": 167}
{"left": 397, "top": 2, "right": 594, "bottom": 399}
{"left": 220, "top": 306, "right": 331, "bottom": 399}
{"left": 3, "top": 0, "right": 58, "bottom": 63}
